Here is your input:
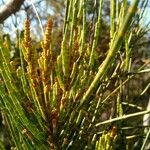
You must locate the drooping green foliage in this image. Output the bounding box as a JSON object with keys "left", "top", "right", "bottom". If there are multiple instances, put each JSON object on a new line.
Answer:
{"left": 0, "top": 0, "right": 150, "bottom": 149}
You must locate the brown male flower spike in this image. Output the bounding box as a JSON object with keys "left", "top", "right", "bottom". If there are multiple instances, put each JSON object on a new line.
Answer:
{"left": 23, "top": 19, "right": 37, "bottom": 82}
{"left": 24, "top": 19, "right": 31, "bottom": 49}
{"left": 43, "top": 19, "right": 53, "bottom": 51}
{"left": 39, "top": 19, "right": 53, "bottom": 87}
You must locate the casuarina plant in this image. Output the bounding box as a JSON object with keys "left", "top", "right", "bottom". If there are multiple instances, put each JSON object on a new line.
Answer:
{"left": 0, "top": 0, "right": 150, "bottom": 149}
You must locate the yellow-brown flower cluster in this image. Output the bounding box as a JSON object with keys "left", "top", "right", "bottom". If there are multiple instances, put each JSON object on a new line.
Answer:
{"left": 23, "top": 19, "right": 37, "bottom": 84}
{"left": 38, "top": 19, "right": 53, "bottom": 93}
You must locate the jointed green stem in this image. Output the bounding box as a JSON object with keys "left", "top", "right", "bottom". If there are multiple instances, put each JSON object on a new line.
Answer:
{"left": 79, "top": 0, "right": 140, "bottom": 109}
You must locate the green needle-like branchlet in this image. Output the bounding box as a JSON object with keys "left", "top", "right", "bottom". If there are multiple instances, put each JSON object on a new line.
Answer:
{"left": 79, "top": 0, "right": 140, "bottom": 109}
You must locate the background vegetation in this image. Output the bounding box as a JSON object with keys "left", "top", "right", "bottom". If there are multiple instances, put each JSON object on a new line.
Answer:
{"left": 0, "top": 0, "right": 150, "bottom": 149}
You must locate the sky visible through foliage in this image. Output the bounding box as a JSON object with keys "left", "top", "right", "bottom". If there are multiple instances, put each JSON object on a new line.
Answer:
{"left": 0, "top": 0, "right": 54, "bottom": 38}
{"left": 0, "top": 0, "right": 150, "bottom": 37}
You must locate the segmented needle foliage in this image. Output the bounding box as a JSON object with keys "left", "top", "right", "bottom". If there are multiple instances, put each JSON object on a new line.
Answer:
{"left": 0, "top": 0, "right": 150, "bottom": 149}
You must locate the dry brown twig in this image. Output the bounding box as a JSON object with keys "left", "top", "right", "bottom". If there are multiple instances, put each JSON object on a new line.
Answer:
{"left": 0, "top": 0, "right": 25, "bottom": 24}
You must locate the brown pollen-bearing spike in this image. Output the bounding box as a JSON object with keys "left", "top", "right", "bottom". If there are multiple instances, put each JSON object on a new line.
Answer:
{"left": 43, "top": 19, "right": 53, "bottom": 50}
{"left": 24, "top": 19, "right": 31, "bottom": 48}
